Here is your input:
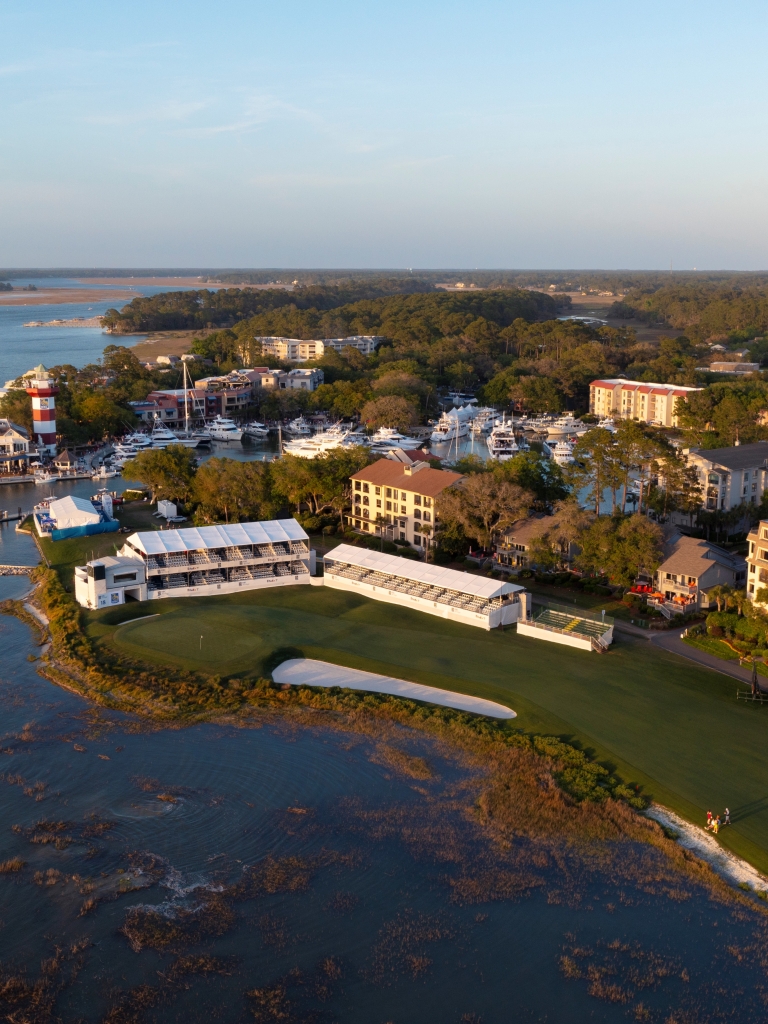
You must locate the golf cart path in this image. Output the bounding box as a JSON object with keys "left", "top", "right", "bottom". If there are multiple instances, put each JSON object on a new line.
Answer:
{"left": 649, "top": 631, "right": 755, "bottom": 685}
{"left": 272, "top": 658, "right": 516, "bottom": 719}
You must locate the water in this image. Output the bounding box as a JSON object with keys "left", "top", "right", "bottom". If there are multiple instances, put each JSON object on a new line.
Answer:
{"left": 0, "top": 277, "right": 202, "bottom": 384}
{"left": 1, "top": 586, "right": 767, "bottom": 1021}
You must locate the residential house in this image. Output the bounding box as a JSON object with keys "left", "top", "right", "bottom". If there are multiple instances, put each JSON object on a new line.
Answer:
{"left": 589, "top": 379, "right": 701, "bottom": 426}
{"left": 283, "top": 368, "right": 323, "bottom": 391}
{"left": 650, "top": 533, "right": 746, "bottom": 615}
{"left": 385, "top": 448, "right": 438, "bottom": 467}
{"left": 684, "top": 441, "right": 768, "bottom": 511}
{"left": 494, "top": 514, "right": 577, "bottom": 572}
{"left": 347, "top": 459, "right": 463, "bottom": 551}
{"left": 0, "top": 419, "right": 31, "bottom": 475}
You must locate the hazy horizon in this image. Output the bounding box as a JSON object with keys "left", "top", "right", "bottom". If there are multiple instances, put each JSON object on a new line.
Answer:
{"left": 4, "top": 1, "right": 768, "bottom": 270}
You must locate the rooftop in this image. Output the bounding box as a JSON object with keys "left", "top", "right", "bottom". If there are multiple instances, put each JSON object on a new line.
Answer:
{"left": 125, "top": 518, "right": 308, "bottom": 556}
{"left": 351, "top": 459, "right": 463, "bottom": 498}
{"left": 325, "top": 543, "right": 524, "bottom": 599}
{"left": 591, "top": 378, "right": 701, "bottom": 393}
{"left": 659, "top": 534, "right": 745, "bottom": 578}
{"left": 687, "top": 441, "right": 768, "bottom": 472}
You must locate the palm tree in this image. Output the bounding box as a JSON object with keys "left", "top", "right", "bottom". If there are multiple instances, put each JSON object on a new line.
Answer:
{"left": 708, "top": 584, "right": 732, "bottom": 612}
{"left": 727, "top": 588, "right": 749, "bottom": 617}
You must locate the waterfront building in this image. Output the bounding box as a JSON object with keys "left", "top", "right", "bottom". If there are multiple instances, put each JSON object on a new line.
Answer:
{"left": 73, "top": 519, "right": 315, "bottom": 608}
{"left": 256, "top": 336, "right": 384, "bottom": 362}
{"left": 589, "top": 379, "right": 701, "bottom": 427}
{"left": 25, "top": 364, "right": 58, "bottom": 454}
{"left": 494, "top": 514, "right": 577, "bottom": 572}
{"left": 347, "top": 459, "right": 463, "bottom": 550}
{"left": 0, "top": 418, "right": 31, "bottom": 477}
{"left": 745, "top": 520, "right": 768, "bottom": 603}
{"left": 323, "top": 543, "right": 529, "bottom": 630}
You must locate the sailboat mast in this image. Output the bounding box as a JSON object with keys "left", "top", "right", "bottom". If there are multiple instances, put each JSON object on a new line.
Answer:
{"left": 183, "top": 361, "right": 190, "bottom": 435}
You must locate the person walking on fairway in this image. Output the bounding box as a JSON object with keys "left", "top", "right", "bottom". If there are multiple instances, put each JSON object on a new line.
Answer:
{"left": 724, "top": 808, "right": 731, "bottom": 826}
{"left": 714, "top": 816, "right": 720, "bottom": 835}
{"left": 707, "top": 810, "right": 713, "bottom": 829}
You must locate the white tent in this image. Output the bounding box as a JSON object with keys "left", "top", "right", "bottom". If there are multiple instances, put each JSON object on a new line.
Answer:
{"left": 49, "top": 495, "right": 100, "bottom": 530}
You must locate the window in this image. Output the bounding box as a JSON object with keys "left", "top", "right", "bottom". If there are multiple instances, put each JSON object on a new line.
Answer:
{"left": 400, "top": 505, "right": 406, "bottom": 514}
{"left": 363, "top": 508, "right": 369, "bottom": 518}
{"left": 399, "top": 531, "right": 406, "bottom": 541}
{"left": 393, "top": 490, "right": 398, "bottom": 500}
{"left": 414, "top": 495, "right": 421, "bottom": 505}
{"left": 414, "top": 522, "right": 421, "bottom": 533}
{"left": 113, "top": 572, "right": 137, "bottom": 583}
{"left": 355, "top": 481, "right": 361, "bottom": 491}
{"left": 363, "top": 496, "right": 369, "bottom": 505}
{"left": 363, "top": 483, "right": 369, "bottom": 493}
{"left": 400, "top": 520, "right": 406, "bottom": 528}
{"left": 386, "top": 501, "right": 392, "bottom": 511}
{"left": 423, "top": 511, "right": 431, "bottom": 522}
{"left": 414, "top": 509, "right": 421, "bottom": 519}
{"left": 386, "top": 488, "right": 392, "bottom": 498}
{"left": 375, "top": 486, "right": 381, "bottom": 495}
{"left": 376, "top": 500, "right": 381, "bottom": 508}
{"left": 424, "top": 497, "right": 431, "bottom": 508}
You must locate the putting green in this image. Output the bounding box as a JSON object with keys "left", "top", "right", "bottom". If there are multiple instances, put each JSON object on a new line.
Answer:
{"left": 100, "top": 586, "right": 768, "bottom": 872}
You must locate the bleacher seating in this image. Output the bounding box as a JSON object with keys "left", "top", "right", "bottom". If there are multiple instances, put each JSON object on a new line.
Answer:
{"left": 189, "top": 551, "right": 212, "bottom": 565}
{"left": 290, "top": 561, "right": 308, "bottom": 574}
{"left": 274, "top": 562, "right": 291, "bottom": 576}
{"left": 291, "top": 541, "right": 308, "bottom": 554}
{"left": 147, "top": 577, "right": 164, "bottom": 592}
{"left": 533, "top": 608, "right": 607, "bottom": 641}
{"left": 272, "top": 542, "right": 290, "bottom": 555}
{"left": 203, "top": 570, "right": 225, "bottom": 585}
{"left": 325, "top": 560, "right": 494, "bottom": 614}
{"left": 250, "top": 564, "right": 275, "bottom": 579}
{"left": 256, "top": 544, "right": 273, "bottom": 557}
{"left": 165, "top": 574, "right": 188, "bottom": 589}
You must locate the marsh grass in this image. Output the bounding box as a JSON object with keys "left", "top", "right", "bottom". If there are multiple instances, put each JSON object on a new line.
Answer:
{"left": 0, "top": 858, "right": 25, "bottom": 873}
{"left": 0, "top": 939, "right": 89, "bottom": 1024}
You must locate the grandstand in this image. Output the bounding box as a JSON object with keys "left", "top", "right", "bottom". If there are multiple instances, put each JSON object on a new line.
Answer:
{"left": 323, "top": 544, "right": 529, "bottom": 630}
{"left": 517, "top": 602, "right": 613, "bottom": 652}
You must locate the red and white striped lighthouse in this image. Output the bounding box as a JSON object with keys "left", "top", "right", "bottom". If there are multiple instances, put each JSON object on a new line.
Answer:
{"left": 25, "top": 364, "right": 59, "bottom": 455}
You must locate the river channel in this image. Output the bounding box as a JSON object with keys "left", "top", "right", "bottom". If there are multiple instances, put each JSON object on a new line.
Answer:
{"left": 1, "top": 574, "right": 768, "bottom": 1022}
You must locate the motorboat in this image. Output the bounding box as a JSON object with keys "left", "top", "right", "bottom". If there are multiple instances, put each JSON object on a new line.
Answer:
{"left": 206, "top": 416, "right": 244, "bottom": 442}
{"left": 470, "top": 408, "right": 497, "bottom": 435}
{"left": 283, "top": 416, "right": 312, "bottom": 437}
{"left": 486, "top": 418, "right": 519, "bottom": 461}
{"left": 33, "top": 469, "right": 61, "bottom": 485}
{"left": 92, "top": 464, "right": 120, "bottom": 480}
{"left": 121, "top": 432, "right": 153, "bottom": 449}
{"left": 597, "top": 417, "right": 617, "bottom": 433}
{"left": 282, "top": 432, "right": 360, "bottom": 458}
{"left": 545, "top": 415, "right": 589, "bottom": 437}
{"left": 430, "top": 409, "right": 470, "bottom": 444}
{"left": 150, "top": 420, "right": 201, "bottom": 448}
{"left": 367, "top": 427, "right": 424, "bottom": 451}
{"left": 522, "top": 415, "right": 557, "bottom": 432}
{"left": 243, "top": 420, "right": 270, "bottom": 440}
{"left": 545, "top": 439, "right": 575, "bottom": 466}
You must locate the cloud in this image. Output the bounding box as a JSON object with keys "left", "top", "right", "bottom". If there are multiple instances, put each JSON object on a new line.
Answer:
{"left": 83, "top": 100, "right": 212, "bottom": 127}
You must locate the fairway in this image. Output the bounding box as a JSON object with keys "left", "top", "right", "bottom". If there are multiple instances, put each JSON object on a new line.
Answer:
{"left": 96, "top": 586, "right": 768, "bottom": 872}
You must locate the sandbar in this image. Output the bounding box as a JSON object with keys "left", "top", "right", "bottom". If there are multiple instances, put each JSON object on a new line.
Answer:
{"left": 272, "top": 657, "right": 516, "bottom": 719}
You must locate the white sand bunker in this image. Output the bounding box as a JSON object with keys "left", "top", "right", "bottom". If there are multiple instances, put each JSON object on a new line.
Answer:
{"left": 272, "top": 658, "right": 516, "bottom": 720}
{"left": 647, "top": 804, "right": 768, "bottom": 896}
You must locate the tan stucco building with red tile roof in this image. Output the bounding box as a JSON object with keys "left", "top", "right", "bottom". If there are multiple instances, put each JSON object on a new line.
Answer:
{"left": 589, "top": 378, "right": 701, "bottom": 427}
{"left": 348, "top": 460, "right": 463, "bottom": 550}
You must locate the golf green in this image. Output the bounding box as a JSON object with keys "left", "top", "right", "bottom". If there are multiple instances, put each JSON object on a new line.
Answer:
{"left": 102, "top": 587, "right": 768, "bottom": 872}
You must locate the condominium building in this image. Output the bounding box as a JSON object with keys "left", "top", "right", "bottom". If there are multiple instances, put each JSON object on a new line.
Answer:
{"left": 747, "top": 520, "right": 768, "bottom": 602}
{"left": 347, "top": 459, "right": 463, "bottom": 550}
{"left": 589, "top": 379, "right": 701, "bottom": 427}
{"left": 256, "top": 336, "right": 384, "bottom": 362}
{"left": 683, "top": 442, "right": 768, "bottom": 511}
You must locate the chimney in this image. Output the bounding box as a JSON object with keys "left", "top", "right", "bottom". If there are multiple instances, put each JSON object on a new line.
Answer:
{"left": 403, "top": 464, "right": 413, "bottom": 476}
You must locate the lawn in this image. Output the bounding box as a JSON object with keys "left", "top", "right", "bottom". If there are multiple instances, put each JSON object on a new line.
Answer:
{"left": 88, "top": 585, "right": 768, "bottom": 873}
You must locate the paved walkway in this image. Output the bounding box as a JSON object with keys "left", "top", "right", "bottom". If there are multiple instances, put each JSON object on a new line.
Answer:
{"left": 648, "top": 631, "right": 755, "bottom": 685}
{"left": 272, "top": 658, "right": 517, "bottom": 719}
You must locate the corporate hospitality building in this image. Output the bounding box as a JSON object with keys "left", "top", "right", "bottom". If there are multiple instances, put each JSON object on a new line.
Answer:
{"left": 589, "top": 378, "right": 701, "bottom": 427}
{"left": 74, "top": 519, "right": 314, "bottom": 609}
{"left": 323, "top": 543, "right": 529, "bottom": 630}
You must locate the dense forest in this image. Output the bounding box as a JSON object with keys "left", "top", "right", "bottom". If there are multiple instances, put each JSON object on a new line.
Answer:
{"left": 611, "top": 283, "right": 768, "bottom": 343}
{"left": 101, "top": 284, "right": 562, "bottom": 335}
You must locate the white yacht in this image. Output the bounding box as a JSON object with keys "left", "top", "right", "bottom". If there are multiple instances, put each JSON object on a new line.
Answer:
{"left": 367, "top": 427, "right": 424, "bottom": 451}
{"left": 430, "top": 410, "right": 469, "bottom": 444}
{"left": 121, "top": 432, "right": 153, "bottom": 449}
{"left": 207, "top": 416, "right": 244, "bottom": 442}
{"left": 522, "top": 415, "right": 557, "bottom": 432}
{"left": 597, "top": 417, "right": 617, "bottom": 433}
{"left": 283, "top": 416, "right": 312, "bottom": 437}
{"left": 486, "top": 419, "right": 519, "bottom": 461}
{"left": 545, "top": 415, "right": 589, "bottom": 437}
{"left": 150, "top": 420, "right": 201, "bottom": 448}
{"left": 282, "top": 432, "right": 359, "bottom": 458}
{"left": 548, "top": 439, "right": 575, "bottom": 466}
{"left": 470, "top": 408, "right": 497, "bottom": 435}
{"left": 243, "top": 420, "right": 270, "bottom": 440}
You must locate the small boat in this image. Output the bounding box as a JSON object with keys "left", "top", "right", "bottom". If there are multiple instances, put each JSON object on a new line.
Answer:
{"left": 597, "top": 417, "right": 617, "bottom": 433}
{"left": 33, "top": 470, "right": 61, "bottom": 485}
{"left": 243, "top": 421, "right": 270, "bottom": 440}
{"left": 207, "top": 416, "right": 244, "bottom": 442}
{"left": 92, "top": 465, "right": 120, "bottom": 480}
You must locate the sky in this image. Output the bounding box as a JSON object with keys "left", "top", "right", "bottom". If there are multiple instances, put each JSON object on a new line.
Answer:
{"left": 2, "top": 0, "right": 768, "bottom": 270}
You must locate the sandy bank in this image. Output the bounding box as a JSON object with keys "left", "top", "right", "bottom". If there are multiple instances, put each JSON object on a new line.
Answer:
{"left": 0, "top": 288, "right": 137, "bottom": 306}
{"left": 272, "top": 658, "right": 516, "bottom": 719}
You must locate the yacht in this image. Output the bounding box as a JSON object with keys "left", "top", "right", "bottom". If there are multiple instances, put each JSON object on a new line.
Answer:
{"left": 121, "top": 432, "right": 153, "bottom": 449}
{"left": 282, "top": 432, "right": 359, "bottom": 458}
{"left": 522, "top": 415, "right": 557, "bottom": 432}
{"left": 546, "top": 439, "right": 575, "bottom": 466}
{"left": 470, "top": 408, "right": 497, "bottom": 435}
{"left": 33, "top": 469, "right": 61, "bottom": 485}
{"left": 150, "top": 420, "right": 201, "bottom": 448}
{"left": 207, "top": 416, "right": 244, "bottom": 442}
{"left": 597, "top": 417, "right": 617, "bottom": 433}
{"left": 243, "top": 420, "right": 270, "bottom": 440}
{"left": 486, "top": 419, "right": 519, "bottom": 461}
{"left": 367, "top": 427, "right": 424, "bottom": 451}
{"left": 283, "top": 416, "right": 312, "bottom": 437}
{"left": 545, "top": 415, "right": 589, "bottom": 436}
{"left": 430, "top": 410, "right": 469, "bottom": 444}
